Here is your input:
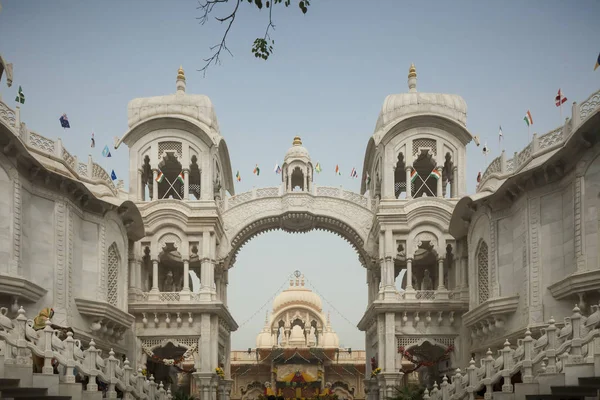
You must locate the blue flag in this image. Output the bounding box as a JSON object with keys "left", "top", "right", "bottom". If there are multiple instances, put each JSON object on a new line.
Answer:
{"left": 59, "top": 114, "right": 70, "bottom": 129}
{"left": 111, "top": 170, "right": 117, "bottom": 181}
{"left": 102, "top": 145, "right": 111, "bottom": 158}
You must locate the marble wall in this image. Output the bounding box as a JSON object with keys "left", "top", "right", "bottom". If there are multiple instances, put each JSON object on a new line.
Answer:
{"left": 0, "top": 152, "right": 130, "bottom": 333}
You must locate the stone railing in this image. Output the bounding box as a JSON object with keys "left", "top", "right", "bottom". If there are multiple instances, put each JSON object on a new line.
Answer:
{"left": 219, "top": 185, "right": 372, "bottom": 212}
{"left": 0, "top": 306, "right": 173, "bottom": 399}
{"left": 478, "top": 88, "right": 600, "bottom": 191}
{"left": 0, "top": 99, "right": 118, "bottom": 195}
{"left": 421, "top": 304, "right": 600, "bottom": 400}
{"left": 399, "top": 290, "right": 462, "bottom": 300}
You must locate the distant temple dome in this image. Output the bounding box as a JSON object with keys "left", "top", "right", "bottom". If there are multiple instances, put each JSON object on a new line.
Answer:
{"left": 272, "top": 275, "right": 322, "bottom": 313}
{"left": 283, "top": 136, "right": 311, "bottom": 163}
{"left": 374, "top": 63, "right": 468, "bottom": 134}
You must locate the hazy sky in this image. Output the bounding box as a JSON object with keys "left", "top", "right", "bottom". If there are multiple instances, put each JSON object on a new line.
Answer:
{"left": 1, "top": 1, "right": 599, "bottom": 350}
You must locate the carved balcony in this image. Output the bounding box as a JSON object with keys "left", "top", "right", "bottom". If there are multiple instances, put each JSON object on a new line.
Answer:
{"left": 548, "top": 269, "right": 600, "bottom": 301}
{"left": 74, "top": 297, "right": 135, "bottom": 343}
{"left": 0, "top": 274, "right": 47, "bottom": 303}
{"left": 462, "top": 295, "right": 519, "bottom": 331}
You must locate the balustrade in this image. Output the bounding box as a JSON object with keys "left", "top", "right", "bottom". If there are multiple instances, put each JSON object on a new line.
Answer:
{"left": 417, "top": 304, "right": 600, "bottom": 400}
{"left": 0, "top": 306, "right": 178, "bottom": 399}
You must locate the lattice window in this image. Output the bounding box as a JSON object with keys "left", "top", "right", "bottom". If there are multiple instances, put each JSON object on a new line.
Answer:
{"left": 477, "top": 241, "right": 489, "bottom": 304}
{"left": 412, "top": 138, "right": 437, "bottom": 157}
{"left": 158, "top": 141, "right": 182, "bottom": 159}
{"left": 107, "top": 243, "right": 120, "bottom": 306}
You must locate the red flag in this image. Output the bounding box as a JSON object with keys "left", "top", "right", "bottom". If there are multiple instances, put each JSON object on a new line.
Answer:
{"left": 476, "top": 171, "right": 481, "bottom": 183}
{"left": 555, "top": 89, "right": 567, "bottom": 107}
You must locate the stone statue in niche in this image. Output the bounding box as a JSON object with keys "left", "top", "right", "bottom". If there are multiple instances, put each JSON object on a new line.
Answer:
{"left": 421, "top": 269, "right": 433, "bottom": 290}
{"left": 308, "top": 326, "right": 317, "bottom": 345}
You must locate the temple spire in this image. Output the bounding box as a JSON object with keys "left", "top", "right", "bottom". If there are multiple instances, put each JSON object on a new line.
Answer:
{"left": 176, "top": 65, "right": 186, "bottom": 93}
{"left": 408, "top": 63, "right": 417, "bottom": 93}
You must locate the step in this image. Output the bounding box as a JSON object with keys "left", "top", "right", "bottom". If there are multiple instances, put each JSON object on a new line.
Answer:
{"left": 0, "top": 380, "right": 19, "bottom": 389}
{"left": 551, "top": 386, "right": 599, "bottom": 397}
{"left": 1, "top": 397, "right": 71, "bottom": 400}
{"left": 579, "top": 377, "right": 600, "bottom": 387}
{"left": 0, "top": 387, "right": 48, "bottom": 398}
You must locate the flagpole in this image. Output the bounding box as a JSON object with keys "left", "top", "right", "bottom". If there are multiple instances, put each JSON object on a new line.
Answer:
{"left": 559, "top": 100, "right": 563, "bottom": 122}
{"left": 528, "top": 125, "right": 530, "bottom": 142}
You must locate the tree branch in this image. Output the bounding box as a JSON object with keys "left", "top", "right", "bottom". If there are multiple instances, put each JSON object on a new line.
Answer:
{"left": 196, "top": 0, "right": 241, "bottom": 75}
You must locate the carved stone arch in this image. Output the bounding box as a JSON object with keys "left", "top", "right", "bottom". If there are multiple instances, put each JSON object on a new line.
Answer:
{"left": 403, "top": 337, "right": 454, "bottom": 352}
{"left": 157, "top": 232, "right": 183, "bottom": 253}
{"left": 271, "top": 307, "right": 326, "bottom": 332}
{"left": 575, "top": 138, "right": 600, "bottom": 177}
{"left": 221, "top": 195, "right": 375, "bottom": 269}
{"left": 408, "top": 227, "right": 444, "bottom": 258}
{"left": 331, "top": 383, "right": 354, "bottom": 400}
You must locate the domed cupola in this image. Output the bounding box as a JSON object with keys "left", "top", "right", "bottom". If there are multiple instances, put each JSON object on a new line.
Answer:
{"left": 272, "top": 275, "right": 322, "bottom": 313}
{"left": 282, "top": 136, "right": 313, "bottom": 193}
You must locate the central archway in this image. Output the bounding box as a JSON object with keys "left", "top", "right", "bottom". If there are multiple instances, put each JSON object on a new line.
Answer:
{"left": 219, "top": 189, "right": 377, "bottom": 268}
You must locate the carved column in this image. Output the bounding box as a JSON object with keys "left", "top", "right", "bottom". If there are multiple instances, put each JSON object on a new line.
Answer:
{"left": 180, "top": 259, "right": 191, "bottom": 301}
{"left": 437, "top": 258, "right": 445, "bottom": 290}
{"left": 405, "top": 167, "right": 412, "bottom": 198}
{"left": 183, "top": 169, "right": 190, "bottom": 200}
{"left": 404, "top": 258, "right": 416, "bottom": 299}
{"left": 200, "top": 231, "right": 215, "bottom": 301}
{"left": 437, "top": 166, "right": 443, "bottom": 198}
{"left": 148, "top": 258, "right": 160, "bottom": 301}
{"left": 152, "top": 169, "right": 158, "bottom": 200}
{"left": 138, "top": 169, "right": 144, "bottom": 201}
{"left": 452, "top": 166, "right": 458, "bottom": 198}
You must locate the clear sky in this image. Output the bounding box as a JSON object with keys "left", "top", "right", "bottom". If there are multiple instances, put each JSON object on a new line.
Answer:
{"left": 1, "top": 0, "right": 599, "bottom": 350}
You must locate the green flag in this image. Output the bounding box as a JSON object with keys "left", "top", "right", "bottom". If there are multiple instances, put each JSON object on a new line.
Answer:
{"left": 15, "top": 86, "right": 25, "bottom": 104}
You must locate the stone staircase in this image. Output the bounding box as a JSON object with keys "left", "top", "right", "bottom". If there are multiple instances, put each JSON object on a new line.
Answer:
{"left": 0, "top": 378, "right": 71, "bottom": 399}
{"left": 525, "top": 377, "right": 600, "bottom": 400}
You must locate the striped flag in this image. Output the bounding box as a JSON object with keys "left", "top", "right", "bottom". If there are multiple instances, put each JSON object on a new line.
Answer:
{"left": 335, "top": 165, "right": 341, "bottom": 175}
{"left": 315, "top": 163, "right": 322, "bottom": 173}
{"left": 253, "top": 164, "right": 260, "bottom": 176}
{"left": 236, "top": 171, "right": 241, "bottom": 182}
{"left": 477, "top": 171, "right": 481, "bottom": 184}
{"left": 274, "top": 163, "right": 281, "bottom": 174}
{"left": 156, "top": 171, "right": 165, "bottom": 183}
{"left": 177, "top": 172, "right": 185, "bottom": 184}
{"left": 350, "top": 168, "right": 358, "bottom": 178}
{"left": 410, "top": 169, "right": 419, "bottom": 183}
{"left": 429, "top": 168, "right": 441, "bottom": 180}
{"left": 555, "top": 89, "right": 567, "bottom": 107}
{"left": 365, "top": 173, "right": 371, "bottom": 185}
{"left": 595, "top": 52, "right": 600, "bottom": 71}
{"left": 523, "top": 110, "right": 533, "bottom": 127}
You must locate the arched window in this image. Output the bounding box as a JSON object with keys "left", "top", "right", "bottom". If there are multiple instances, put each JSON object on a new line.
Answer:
{"left": 394, "top": 153, "right": 406, "bottom": 199}
{"left": 107, "top": 243, "right": 120, "bottom": 306}
{"left": 477, "top": 241, "right": 489, "bottom": 304}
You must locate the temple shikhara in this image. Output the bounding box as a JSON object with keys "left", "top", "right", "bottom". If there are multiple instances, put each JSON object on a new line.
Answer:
{"left": 1, "top": 55, "right": 600, "bottom": 400}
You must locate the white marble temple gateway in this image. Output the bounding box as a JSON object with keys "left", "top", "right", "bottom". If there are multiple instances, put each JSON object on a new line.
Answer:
{"left": 1, "top": 60, "right": 600, "bottom": 400}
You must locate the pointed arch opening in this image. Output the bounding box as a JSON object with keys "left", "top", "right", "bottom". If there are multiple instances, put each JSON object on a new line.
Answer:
{"left": 412, "top": 151, "right": 437, "bottom": 198}
{"left": 394, "top": 152, "right": 407, "bottom": 199}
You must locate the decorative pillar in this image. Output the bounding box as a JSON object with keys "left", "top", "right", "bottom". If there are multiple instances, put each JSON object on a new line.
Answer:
{"left": 437, "top": 166, "right": 443, "bottom": 198}
{"left": 135, "top": 260, "right": 142, "bottom": 291}
{"left": 128, "top": 257, "right": 136, "bottom": 289}
{"left": 180, "top": 259, "right": 191, "bottom": 301}
{"left": 437, "top": 258, "right": 445, "bottom": 290}
{"left": 183, "top": 169, "right": 190, "bottom": 200}
{"left": 200, "top": 231, "right": 215, "bottom": 301}
{"left": 452, "top": 166, "right": 458, "bottom": 198}
{"left": 138, "top": 169, "right": 144, "bottom": 201}
{"left": 405, "top": 167, "right": 412, "bottom": 199}
{"left": 148, "top": 259, "right": 160, "bottom": 301}
{"left": 152, "top": 169, "right": 159, "bottom": 200}
{"left": 404, "top": 258, "right": 416, "bottom": 299}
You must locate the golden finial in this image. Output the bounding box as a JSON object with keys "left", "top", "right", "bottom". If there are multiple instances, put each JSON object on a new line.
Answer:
{"left": 293, "top": 136, "right": 302, "bottom": 146}
{"left": 177, "top": 65, "right": 186, "bottom": 81}
{"left": 408, "top": 63, "right": 417, "bottom": 79}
